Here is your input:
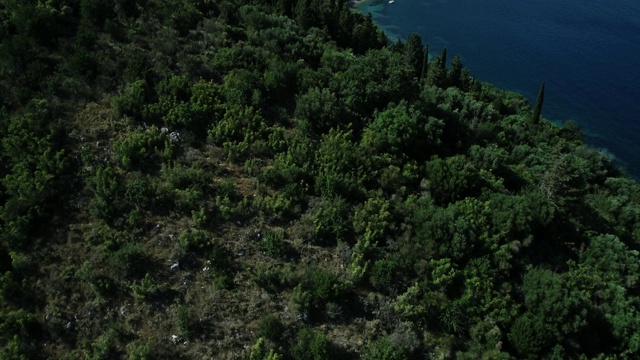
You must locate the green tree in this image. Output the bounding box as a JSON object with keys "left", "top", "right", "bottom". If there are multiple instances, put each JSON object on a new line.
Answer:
{"left": 531, "top": 81, "right": 545, "bottom": 125}
{"left": 405, "top": 33, "right": 424, "bottom": 78}
{"left": 420, "top": 43, "right": 429, "bottom": 82}
{"left": 425, "top": 155, "right": 479, "bottom": 205}
{"left": 290, "top": 327, "right": 331, "bottom": 360}
{"left": 295, "top": 87, "right": 343, "bottom": 134}
{"left": 448, "top": 55, "right": 468, "bottom": 90}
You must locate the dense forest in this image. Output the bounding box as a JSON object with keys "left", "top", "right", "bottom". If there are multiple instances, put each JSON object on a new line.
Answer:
{"left": 2, "top": 0, "right": 640, "bottom": 359}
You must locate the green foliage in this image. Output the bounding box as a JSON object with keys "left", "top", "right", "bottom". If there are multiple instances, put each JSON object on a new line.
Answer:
{"left": 179, "top": 229, "right": 211, "bottom": 253}
{"left": 314, "top": 129, "right": 364, "bottom": 199}
{"left": 295, "top": 87, "right": 342, "bottom": 134}
{"left": 258, "top": 314, "right": 285, "bottom": 342}
{"left": 339, "top": 47, "right": 418, "bottom": 118}
{"left": 107, "top": 241, "right": 147, "bottom": 278}
{"left": 292, "top": 266, "right": 346, "bottom": 313}
{"left": 113, "top": 80, "right": 150, "bottom": 121}
{"left": 252, "top": 263, "right": 295, "bottom": 293}
{"left": 3, "top": 0, "right": 640, "bottom": 358}
{"left": 362, "top": 100, "right": 443, "bottom": 159}
{"left": 580, "top": 234, "right": 640, "bottom": 287}
{"left": 126, "top": 339, "right": 154, "bottom": 360}
{"left": 362, "top": 337, "right": 406, "bottom": 360}
{"left": 114, "top": 126, "right": 176, "bottom": 170}
{"left": 521, "top": 268, "right": 587, "bottom": 339}
{"left": 404, "top": 33, "right": 424, "bottom": 78}
{"left": 88, "top": 165, "right": 122, "bottom": 220}
{"left": 76, "top": 261, "right": 117, "bottom": 299}
{"left": 84, "top": 324, "right": 125, "bottom": 360}
{"left": 531, "top": 81, "right": 545, "bottom": 125}
{"left": 508, "top": 313, "right": 554, "bottom": 359}
{"left": 130, "top": 273, "right": 165, "bottom": 300}
{"left": 0, "top": 106, "right": 69, "bottom": 250}
{"left": 250, "top": 337, "right": 283, "bottom": 360}
{"left": 258, "top": 229, "right": 288, "bottom": 259}
{"left": 350, "top": 197, "right": 392, "bottom": 281}
{"left": 370, "top": 257, "right": 405, "bottom": 294}
{"left": 290, "top": 327, "right": 330, "bottom": 360}
{"left": 0, "top": 309, "right": 38, "bottom": 345}
{"left": 176, "top": 305, "right": 197, "bottom": 338}
{"left": 311, "top": 196, "right": 351, "bottom": 246}
{"left": 208, "top": 105, "right": 269, "bottom": 160}
{"left": 425, "top": 155, "right": 479, "bottom": 205}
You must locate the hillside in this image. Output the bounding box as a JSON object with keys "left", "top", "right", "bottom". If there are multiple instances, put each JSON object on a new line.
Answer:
{"left": 2, "top": 0, "right": 640, "bottom": 359}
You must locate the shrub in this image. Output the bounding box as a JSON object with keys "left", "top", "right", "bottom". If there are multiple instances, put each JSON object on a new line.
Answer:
{"left": 88, "top": 165, "right": 122, "bottom": 221}
{"left": 126, "top": 339, "right": 154, "bottom": 360}
{"left": 114, "top": 126, "right": 176, "bottom": 170}
{"left": 370, "top": 258, "right": 403, "bottom": 294}
{"left": 130, "top": 273, "right": 164, "bottom": 300}
{"left": 290, "top": 327, "right": 330, "bottom": 360}
{"left": 250, "top": 337, "right": 283, "bottom": 360}
{"left": 311, "top": 196, "right": 351, "bottom": 246}
{"left": 179, "top": 229, "right": 211, "bottom": 253}
{"left": 176, "top": 305, "right": 197, "bottom": 338}
{"left": 362, "top": 338, "right": 406, "bottom": 360}
{"left": 107, "top": 242, "right": 147, "bottom": 278}
{"left": 252, "top": 263, "right": 295, "bottom": 293}
{"left": 258, "top": 230, "right": 288, "bottom": 259}
{"left": 113, "top": 80, "right": 149, "bottom": 120}
{"left": 292, "top": 266, "right": 346, "bottom": 314}
{"left": 258, "top": 314, "right": 285, "bottom": 342}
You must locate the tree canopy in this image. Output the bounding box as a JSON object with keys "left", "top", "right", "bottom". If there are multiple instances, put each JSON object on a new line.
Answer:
{"left": 1, "top": 1, "right": 639, "bottom": 359}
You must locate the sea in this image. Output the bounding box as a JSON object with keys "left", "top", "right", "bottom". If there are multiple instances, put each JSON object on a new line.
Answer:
{"left": 353, "top": 0, "right": 640, "bottom": 180}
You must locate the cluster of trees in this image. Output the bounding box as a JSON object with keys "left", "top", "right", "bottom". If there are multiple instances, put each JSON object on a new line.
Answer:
{"left": 2, "top": 0, "right": 640, "bottom": 359}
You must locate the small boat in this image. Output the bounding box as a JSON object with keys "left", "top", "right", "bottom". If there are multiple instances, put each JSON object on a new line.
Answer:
{"left": 389, "top": 0, "right": 395, "bottom": 3}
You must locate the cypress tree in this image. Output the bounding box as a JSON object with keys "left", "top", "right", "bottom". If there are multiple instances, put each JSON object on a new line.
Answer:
{"left": 448, "top": 55, "right": 463, "bottom": 88}
{"left": 405, "top": 33, "right": 424, "bottom": 77}
{"left": 440, "top": 47, "right": 447, "bottom": 72}
{"left": 531, "top": 81, "right": 545, "bottom": 125}
{"left": 420, "top": 43, "right": 429, "bottom": 82}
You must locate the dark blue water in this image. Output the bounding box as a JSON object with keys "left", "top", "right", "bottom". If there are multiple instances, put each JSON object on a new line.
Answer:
{"left": 354, "top": 0, "right": 640, "bottom": 179}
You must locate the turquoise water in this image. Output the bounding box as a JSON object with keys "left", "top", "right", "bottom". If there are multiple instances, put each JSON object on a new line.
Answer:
{"left": 354, "top": 0, "right": 640, "bottom": 179}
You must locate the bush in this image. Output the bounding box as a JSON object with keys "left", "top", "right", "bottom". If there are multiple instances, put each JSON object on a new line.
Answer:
{"left": 179, "top": 229, "right": 211, "bottom": 253}
{"left": 290, "top": 327, "right": 330, "bottom": 360}
{"left": 258, "top": 314, "right": 285, "bottom": 342}
{"left": 370, "top": 258, "right": 404, "bottom": 294}
{"left": 311, "top": 196, "right": 351, "bottom": 246}
{"left": 258, "top": 230, "right": 288, "bottom": 259}
{"left": 88, "top": 165, "right": 123, "bottom": 221}
{"left": 250, "top": 337, "right": 283, "bottom": 360}
{"left": 114, "top": 126, "right": 176, "bottom": 170}
{"left": 362, "top": 338, "right": 406, "bottom": 360}
{"left": 130, "top": 273, "right": 165, "bottom": 300}
{"left": 126, "top": 339, "right": 154, "bottom": 360}
{"left": 176, "top": 305, "right": 197, "bottom": 338}
{"left": 113, "top": 80, "right": 149, "bottom": 121}
{"left": 252, "top": 263, "right": 295, "bottom": 293}
{"left": 107, "top": 242, "right": 147, "bottom": 278}
{"left": 292, "top": 266, "right": 346, "bottom": 314}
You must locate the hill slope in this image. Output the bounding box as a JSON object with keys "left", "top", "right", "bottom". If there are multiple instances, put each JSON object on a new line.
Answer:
{"left": 1, "top": 0, "right": 640, "bottom": 359}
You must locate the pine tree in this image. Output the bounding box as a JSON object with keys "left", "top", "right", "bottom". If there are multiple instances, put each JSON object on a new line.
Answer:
{"left": 531, "top": 81, "right": 545, "bottom": 125}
